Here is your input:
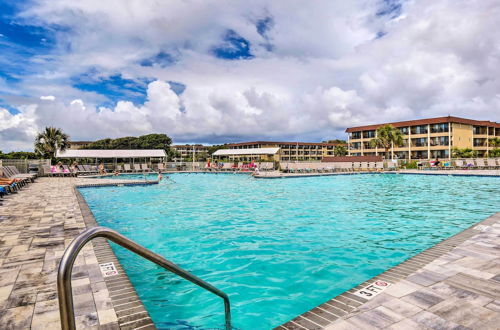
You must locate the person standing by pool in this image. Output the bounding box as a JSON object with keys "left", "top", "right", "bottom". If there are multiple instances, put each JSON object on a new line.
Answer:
{"left": 98, "top": 163, "right": 105, "bottom": 175}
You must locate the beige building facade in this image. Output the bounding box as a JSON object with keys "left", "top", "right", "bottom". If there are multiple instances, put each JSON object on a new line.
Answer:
{"left": 346, "top": 116, "right": 500, "bottom": 159}
{"left": 171, "top": 144, "right": 209, "bottom": 161}
{"left": 215, "top": 141, "right": 345, "bottom": 162}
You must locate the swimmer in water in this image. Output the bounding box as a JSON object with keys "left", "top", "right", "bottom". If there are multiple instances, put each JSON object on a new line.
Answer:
{"left": 158, "top": 173, "right": 163, "bottom": 182}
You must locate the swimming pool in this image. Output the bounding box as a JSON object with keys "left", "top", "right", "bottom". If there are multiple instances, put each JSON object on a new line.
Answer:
{"left": 79, "top": 173, "right": 500, "bottom": 329}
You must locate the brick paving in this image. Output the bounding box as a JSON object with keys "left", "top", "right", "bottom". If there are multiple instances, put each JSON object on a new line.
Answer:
{"left": 0, "top": 177, "right": 156, "bottom": 330}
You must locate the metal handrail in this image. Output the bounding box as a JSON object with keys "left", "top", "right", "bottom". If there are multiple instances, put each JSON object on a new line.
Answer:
{"left": 57, "top": 226, "right": 231, "bottom": 330}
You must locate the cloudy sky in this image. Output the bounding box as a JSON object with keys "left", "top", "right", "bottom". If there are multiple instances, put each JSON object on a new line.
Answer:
{"left": 1, "top": 0, "right": 499, "bottom": 151}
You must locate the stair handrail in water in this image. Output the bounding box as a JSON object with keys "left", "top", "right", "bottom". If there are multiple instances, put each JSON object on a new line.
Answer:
{"left": 57, "top": 226, "right": 231, "bottom": 330}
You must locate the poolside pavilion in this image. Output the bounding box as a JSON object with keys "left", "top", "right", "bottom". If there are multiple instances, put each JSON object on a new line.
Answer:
{"left": 211, "top": 147, "right": 280, "bottom": 162}
{"left": 56, "top": 149, "right": 166, "bottom": 169}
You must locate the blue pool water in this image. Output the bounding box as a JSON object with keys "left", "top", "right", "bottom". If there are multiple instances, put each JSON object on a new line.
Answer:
{"left": 79, "top": 173, "right": 500, "bottom": 329}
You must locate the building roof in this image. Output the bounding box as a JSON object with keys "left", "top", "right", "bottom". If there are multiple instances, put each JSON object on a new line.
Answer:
{"left": 226, "top": 141, "right": 343, "bottom": 147}
{"left": 212, "top": 148, "right": 280, "bottom": 156}
{"left": 345, "top": 116, "right": 500, "bottom": 133}
{"left": 56, "top": 149, "right": 166, "bottom": 158}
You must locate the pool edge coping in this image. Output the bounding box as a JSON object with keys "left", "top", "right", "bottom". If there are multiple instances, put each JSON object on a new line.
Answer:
{"left": 275, "top": 212, "right": 500, "bottom": 329}
{"left": 74, "top": 185, "right": 157, "bottom": 330}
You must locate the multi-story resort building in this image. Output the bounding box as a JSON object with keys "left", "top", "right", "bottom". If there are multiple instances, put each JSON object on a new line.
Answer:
{"left": 211, "top": 141, "right": 345, "bottom": 162}
{"left": 346, "top": 116, "right": 500, "bottom": 159}
{"left": 171, "top": 144, "right": 210, "bottom": 161}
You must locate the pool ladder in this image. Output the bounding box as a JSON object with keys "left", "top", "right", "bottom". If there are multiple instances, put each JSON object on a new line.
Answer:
{"left": 57, "top": 226, "right": 232, "bottom": 330}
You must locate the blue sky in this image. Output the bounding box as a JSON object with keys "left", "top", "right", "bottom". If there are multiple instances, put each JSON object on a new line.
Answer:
{"left": 1, "top": 0, "right": 499, "bottom": 151}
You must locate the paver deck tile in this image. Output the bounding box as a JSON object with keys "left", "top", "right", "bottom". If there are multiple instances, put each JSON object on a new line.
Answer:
{"left": 282, "top": 213, "right": 500, "bottom": 329}
{"left": 0, "top": 177, "right": 156, "bottom": 329}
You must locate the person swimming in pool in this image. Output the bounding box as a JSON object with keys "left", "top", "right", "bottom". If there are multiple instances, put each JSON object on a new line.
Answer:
{"left": 158, "top": 173, "right": 163, "bottom": 182}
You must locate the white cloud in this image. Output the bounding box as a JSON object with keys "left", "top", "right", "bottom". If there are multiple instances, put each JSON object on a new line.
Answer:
{"left": 1, "top": 0, "right": 500, "bottom": 151}
{"left": 40, "top": 95, "right": 55, "bottom": 101}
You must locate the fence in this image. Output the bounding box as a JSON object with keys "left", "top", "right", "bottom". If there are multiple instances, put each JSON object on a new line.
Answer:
{"left": 0, "top": 159, "right": 50, "bottom": 174}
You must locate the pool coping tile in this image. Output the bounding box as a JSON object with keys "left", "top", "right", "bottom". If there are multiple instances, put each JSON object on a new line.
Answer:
{"left": 74, "top": 186, "right": 156, "bottom": 330}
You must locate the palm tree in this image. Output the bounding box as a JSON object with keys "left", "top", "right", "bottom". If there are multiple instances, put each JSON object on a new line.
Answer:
{"left": 489, "top": 137, "right": 500, "bottom": 148}
{"left": 370, "top": 124, "right": 403, "bottom": 159}
{"left": 34, "top": 127, "right": 70, "bottom": 162}
{"left": 333, "top": 145, "right": 347, "bottom": 156}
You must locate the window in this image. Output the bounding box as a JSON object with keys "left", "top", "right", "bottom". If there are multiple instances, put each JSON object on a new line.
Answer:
{"left": 411, "top": 125, "right": 428, "bottom": 134}
{"left": 473, "top": 138, "right": 486, "bottom": 147}
{"left": 399, "top": 127, "right": 409, "bottom": 135}
{"left": 430, "top": 150, "right": 449, "bottom": 158}
{"left": 363, "top": 130, "right": 376, "bottom": 138}
{"left": 412, "top": 150, "right": 428, "bottom": 159}
{"left": 429, "top": 136, "right": 449, "bottom": 146}
{"left": 412, "top": 138, "right": 428, "bottom": 147}
{"left": 473, "top": 126, "right": 487, "bottom": 135}
{"left": 430, "top": 123, "right": 449, "bottom": 133}
{"left": 350, "top": 142, "right": 361, "bottom": 150}
{"left": 350, "top": 132, "right": 361, "bottom": 139}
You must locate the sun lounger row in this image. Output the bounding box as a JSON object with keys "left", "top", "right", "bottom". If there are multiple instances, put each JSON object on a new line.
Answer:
{"left": 0, "top": 166, "right": 37, "bottom": 199}
{"left": 200, "top": 162, "right": 274, "bottom": 172}
{"left": 420, "top": 158, "right": 500, "bottom": 170}
{"left": 281, "top": 162, "right": 386, "bottom": 173}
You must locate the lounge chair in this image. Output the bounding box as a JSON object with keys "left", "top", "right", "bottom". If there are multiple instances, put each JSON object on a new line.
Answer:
{"left": 5, "top": 166, "right": 37, "bottom": 181}
{"left": 475, "top": 159, "right": 487, "bottom": 170}
{"left": 157, "top": 163, "right": 165, "bottom": 173}
{"left": 1, "top": 167, "right": 33, "bottom": 184}
{"left": 83, "top": 165, "right": 94, "bottom": 174}
{"left": 123, "top": 164, "right": 132, "bottom": 172}
{"left": 464, "top": 159, "right": 477, "bottom": 169}
{"left": 133, "top": 164, "right": 141, "bottom": 172}
{"left": 141, "top": 164, "right": 151, "bottom": 172}
{"left": 454, "top": 160, "right": 467, "bottom": 169}
{"left": 485, "top": 159, "right": 497, "bottom": 169}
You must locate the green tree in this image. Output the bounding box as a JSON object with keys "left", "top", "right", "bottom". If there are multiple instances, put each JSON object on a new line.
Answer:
{"left": 135, "top": 134, "right": 172, "bottom": 149}
{"left": 489, "top": 137, "right": 500, "bottom": 148}
{"left": 452, "top": 148, "right": 477, "bottom": 158}
{"left": 34, "top": 127, "right": 70, "bottom": 162}
{"left": 324, "top": 139, "right": 347, "bottom": 144}
{"left": 0, "top": 151, "right": 38, "bottom": 159}
{"left": 369, "top": 124, "right": 403, "bottom": 159}
{"left": 490, "top": 149, "right": 500, "bottom": 157}
{"left": 333, "top": 145, "right": 348, "bottom": 156}
{"left": 84, "top": 134, "right": 172, "bottom": 151}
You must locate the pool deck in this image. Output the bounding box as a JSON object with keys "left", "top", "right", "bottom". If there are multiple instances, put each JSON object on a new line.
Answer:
{"left": 277, "top": 212, "right": 500, "bottom": 330}
{"left": 0, "top": 177, "right": 157, "bottom": 330}
{"left": 1, "top": 176, "right": 499, "bottom": 330}
{"left": 255, "top": 169, "right": 500, "bottom": 178}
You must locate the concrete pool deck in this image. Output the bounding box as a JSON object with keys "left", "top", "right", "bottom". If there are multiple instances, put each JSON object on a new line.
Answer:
{"left": 0, "top": 176, "right": 499, "bottom": 329}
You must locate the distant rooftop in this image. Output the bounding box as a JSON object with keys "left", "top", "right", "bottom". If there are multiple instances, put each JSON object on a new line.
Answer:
{"left": 57, "top": 149, "right": 166, "bottom": 158}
